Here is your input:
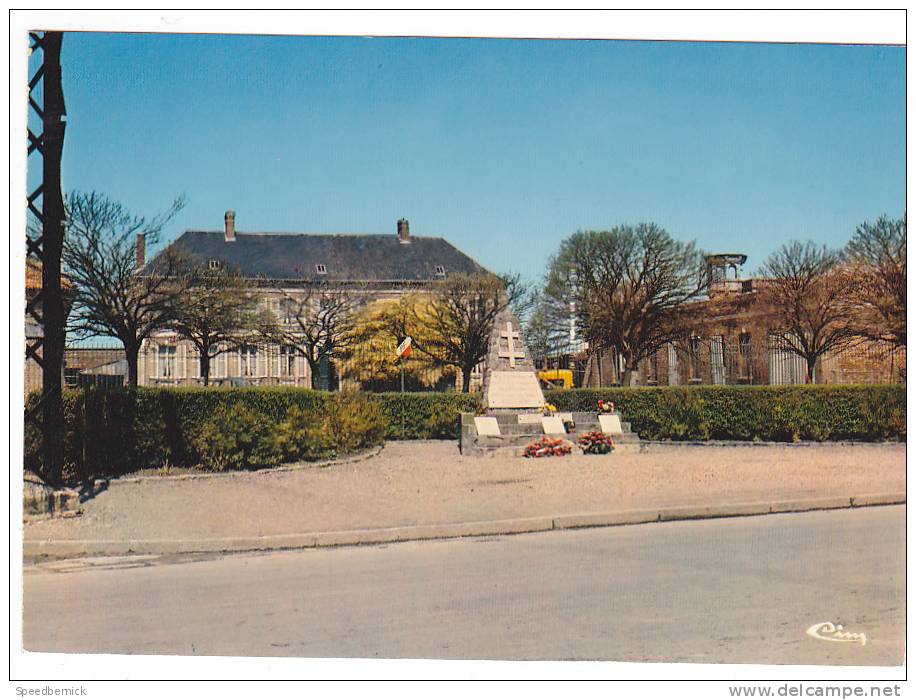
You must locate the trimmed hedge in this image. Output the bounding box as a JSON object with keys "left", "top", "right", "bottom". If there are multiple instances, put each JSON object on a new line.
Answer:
{"left": 23, "top": 387, "right": 480, "bottom": 481}
{"left": 543, "top": 385, "right": 906, "bottom": 443}
{"left": 24, "top": 387, "right": 333, "bottom": 481}
{"left": 374, "top": 392, "right": 480, "bottom": 439}
{"left": 24, "top": 384, "right": 904, "bottom": 482}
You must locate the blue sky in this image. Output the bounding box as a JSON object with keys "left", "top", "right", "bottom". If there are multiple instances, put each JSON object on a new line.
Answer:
{"left": 42, "top": 32, "right": 904, "bottom": 282}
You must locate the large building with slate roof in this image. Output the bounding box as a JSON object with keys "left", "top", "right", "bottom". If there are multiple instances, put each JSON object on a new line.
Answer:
{"left": 137, "top": 212, "right": 489, "bottom": 388}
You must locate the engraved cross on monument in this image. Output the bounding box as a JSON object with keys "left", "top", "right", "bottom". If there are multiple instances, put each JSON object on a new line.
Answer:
{"left": 498, "top": 321, "right": 525, "bottom": 368}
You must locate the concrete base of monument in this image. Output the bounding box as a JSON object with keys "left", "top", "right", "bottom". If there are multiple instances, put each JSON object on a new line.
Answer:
{"left": 459, "top": 411, "right": 642, "bottom": 457}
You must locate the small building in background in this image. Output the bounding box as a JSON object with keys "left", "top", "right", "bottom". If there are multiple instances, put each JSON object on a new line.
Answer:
{"left": 63, "top": 346, "right": 128, "bottom": 388}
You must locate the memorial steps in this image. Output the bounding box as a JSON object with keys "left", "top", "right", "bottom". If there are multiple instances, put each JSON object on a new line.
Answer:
{"left": 459, "top": 410, "right": 643, "bottom": 457}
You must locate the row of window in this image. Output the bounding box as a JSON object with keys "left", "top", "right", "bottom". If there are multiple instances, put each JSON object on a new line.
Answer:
{"left": 154, "top": 344, "right": 302, "bottom": 379}
{"left": 680, "top": 333, "right": 752, "bottom": 353}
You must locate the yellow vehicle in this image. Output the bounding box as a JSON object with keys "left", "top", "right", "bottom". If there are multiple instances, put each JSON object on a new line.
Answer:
{"left": 538, "top": 369, "right": 573, "bottom": 389}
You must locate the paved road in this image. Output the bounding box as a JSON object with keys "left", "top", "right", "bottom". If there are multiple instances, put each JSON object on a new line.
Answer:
{"left": 23, "top": 506, "right": 905, "bottom": 664}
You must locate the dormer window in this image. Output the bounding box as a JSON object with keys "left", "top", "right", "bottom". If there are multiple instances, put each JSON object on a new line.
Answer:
{"left": 315, "top": 264, "right": 327, "bottom": 275}
{"left": 208, "top": 259, "right": 221, "bottom": 270}
{"left": 435, "top": 265, "right": 446, "bottom": 276}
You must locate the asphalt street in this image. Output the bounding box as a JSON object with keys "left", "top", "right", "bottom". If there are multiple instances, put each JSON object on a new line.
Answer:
{"left": 22, "top": 506, "right": 905, "bottom": 664}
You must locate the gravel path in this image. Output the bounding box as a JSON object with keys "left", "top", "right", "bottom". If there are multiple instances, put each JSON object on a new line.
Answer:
{"left": 23, "top": 441, "right": 905, "bottom": 542}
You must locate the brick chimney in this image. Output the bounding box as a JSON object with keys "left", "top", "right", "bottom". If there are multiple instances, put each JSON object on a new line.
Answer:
{"left": 224, "top": 210, "right": 236, "bottom": 242}
{"left": 397, "top": 218, "right": 410, "bottom": 244}
{"left": 135, "top": 233, "right": 145, "bottom": 270}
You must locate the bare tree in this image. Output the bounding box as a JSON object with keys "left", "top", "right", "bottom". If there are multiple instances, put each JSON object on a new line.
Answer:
{"left": 169, "top": 266, "right": 275, "bottom": 385}
{"left": 273, "top": 282, "right": 368, "bottom": 389}
{"left": 844, "top": 215, "right": 906, "bottom": 348}
{"left": 758, "top": 241, "right": 859, "bottom": 383}
{"left": 523, "top": 286, "right": 572, "bottom": 369}
{"left": 62, "top": 191, "right": 190, "bottom": 387}
{"left": 545, "top": 224, "right": 707, "bottom": 385}
{"left": 413, "top": 273, "right": 517, "bottom": 392}
{"left": 497, "top": 271, "right": 535, "bottom": 324}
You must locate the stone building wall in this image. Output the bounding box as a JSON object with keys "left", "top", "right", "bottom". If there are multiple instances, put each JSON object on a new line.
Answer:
{"left": 579, "top": 281, "right": 904, "bottom": 387}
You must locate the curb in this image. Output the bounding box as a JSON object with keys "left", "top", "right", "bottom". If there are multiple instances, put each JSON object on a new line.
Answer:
{"left": 23, "top": 493, "right": 905, "bottom": 560}
{"left": 639, "top": 440, "right": 905, "bottom": 448}
{"left": 101, "top": 445, "right": 386, "bottom": 486}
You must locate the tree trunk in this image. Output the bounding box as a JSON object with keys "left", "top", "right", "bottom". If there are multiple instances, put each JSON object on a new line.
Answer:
{"left": 307, "top": 358, "right": 321, "bottom": 390}
{"left": 806, "top": 357, "right": 817, "bottom": 384}
{"left": 201, "top": 352, "right": 211, "bottom": 387}
{"left": 621, "top": 356, "right": 639, "bottom": 387}
{"left": 461, "top": 366, "right": 473, "bottom": 393}
{"left": 125, "top": 343, "right": 140, "bottom": 388}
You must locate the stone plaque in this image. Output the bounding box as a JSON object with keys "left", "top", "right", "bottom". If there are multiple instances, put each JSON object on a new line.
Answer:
{"left": 558, "top": 412, "right": 573, "bottom": 423}
{"left": 486, "top": 371, "right": 545, "bottom": 409}
{"left": 517, "top": 414, "right": 543, "bottom": 424}
{"left": 541, "top": 416, "right": 567, "bottom": 434}
{"left": 474, "top": 416, "right": 501, "bottom": 436}
{"left": 598, "top": 414, "right": 623, "bottom": 435}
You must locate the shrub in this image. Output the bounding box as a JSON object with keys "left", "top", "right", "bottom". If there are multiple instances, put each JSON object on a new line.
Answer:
{"left": 275, "top": 406, "right": 337, "bottom": 462}
{"left": 275, "top": 393, "right": 387, "bottom": 463}
{"left": 193, "top": 402, "right": 280, "bottom": 471}
{"left": 657, "top": 390, "right": 710, "bottom": 441}
{"left": 544, "top": 385, "right": 906, "bottom": 442}
{"left": 331, "top": 392, "right": 388, "bottom": 453}
{"left": 374, "top": 392, "right": 480, "bottom": 439}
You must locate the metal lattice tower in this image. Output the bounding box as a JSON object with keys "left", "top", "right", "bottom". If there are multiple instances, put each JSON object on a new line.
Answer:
{"left": 25, "top": 31, "right": 66, "bottom": 485}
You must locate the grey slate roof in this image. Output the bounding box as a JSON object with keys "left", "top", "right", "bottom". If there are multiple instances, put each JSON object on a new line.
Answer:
{"left": 161, "top": 230, "right": 489, "bottom": 282}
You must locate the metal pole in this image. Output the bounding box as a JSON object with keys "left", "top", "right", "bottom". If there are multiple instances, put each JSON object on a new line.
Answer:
{"left": 42, "top": 32, "right": 66, "bottom": 485}
{"left": 25, "top": 31, "right": 66, "bottom": 486}
{"left": 398, "top": 357, "right": 405, "bottom": 437}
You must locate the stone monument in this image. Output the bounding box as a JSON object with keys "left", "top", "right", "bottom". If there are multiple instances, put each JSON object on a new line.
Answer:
{"left": 460, "top": 308, "right": 641, "bottom": 455}
{"left": 480, "top": 309, "right": 545, "bottom": 412}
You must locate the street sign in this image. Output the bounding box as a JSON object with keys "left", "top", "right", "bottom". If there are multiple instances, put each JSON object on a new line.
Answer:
{"left": 397, "top": 336, "right": 412, "bottom": 358}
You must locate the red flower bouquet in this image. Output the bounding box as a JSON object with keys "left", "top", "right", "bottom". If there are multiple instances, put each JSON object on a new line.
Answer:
{"left": 523, "top": 436, "right": 573, "bottom": 458}
{"left": 577, "top": 431, "right": 614, "bottom": 455}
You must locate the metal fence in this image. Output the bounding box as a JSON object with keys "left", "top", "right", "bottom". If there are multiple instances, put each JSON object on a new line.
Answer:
{"left": 571, "top": 336, "right": 905, "bottom": 388}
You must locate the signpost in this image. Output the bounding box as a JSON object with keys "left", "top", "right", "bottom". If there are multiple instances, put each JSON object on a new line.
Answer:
{"left": 396, "top": 336, "right": 412, "bottom": 394}
{"left": 396, "top": 336, "right": 413, "bottom": 434}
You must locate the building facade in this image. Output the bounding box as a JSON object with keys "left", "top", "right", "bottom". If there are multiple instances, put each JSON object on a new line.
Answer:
{"left": 139, "top": 213, "right": 489, "bottom": 389}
